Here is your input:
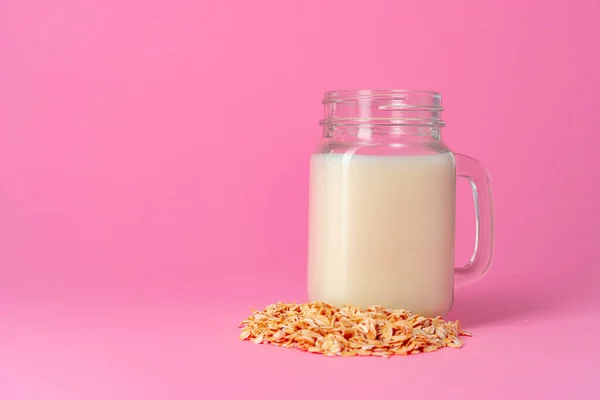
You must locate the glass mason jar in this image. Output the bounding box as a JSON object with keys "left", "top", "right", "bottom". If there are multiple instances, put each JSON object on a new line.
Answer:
{"left": 307, "top": 89, "right": 493, "bottom": 317}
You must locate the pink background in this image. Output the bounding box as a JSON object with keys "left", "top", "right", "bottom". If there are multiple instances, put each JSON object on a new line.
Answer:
{"left": 1, "top": 0, "right": 599, "bottom": 399}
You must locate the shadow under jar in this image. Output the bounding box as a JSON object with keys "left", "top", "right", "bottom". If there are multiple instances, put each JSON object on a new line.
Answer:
{"left": 307, "top": 89, "right": 494, "bottom": 317}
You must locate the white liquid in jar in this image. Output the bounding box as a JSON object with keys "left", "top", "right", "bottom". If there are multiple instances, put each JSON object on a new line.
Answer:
{"left": 307, "top": 152, "right": 456, "bottom": 317}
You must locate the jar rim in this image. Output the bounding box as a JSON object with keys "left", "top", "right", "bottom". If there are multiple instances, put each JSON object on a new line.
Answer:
{"left": 322, "top": 89, "right": 442, "bottom": 104}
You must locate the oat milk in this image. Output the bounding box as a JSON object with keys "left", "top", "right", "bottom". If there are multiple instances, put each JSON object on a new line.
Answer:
{"left": 307, "top": 152, "right": 456, "bottom": 317}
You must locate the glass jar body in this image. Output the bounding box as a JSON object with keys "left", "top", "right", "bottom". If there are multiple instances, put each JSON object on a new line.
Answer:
{"left": 308, "top": 128, "right": 457, "bottom": 316}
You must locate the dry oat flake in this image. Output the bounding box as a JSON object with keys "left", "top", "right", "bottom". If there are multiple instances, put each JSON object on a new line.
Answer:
{"left": 238, "top": 301, "right": 472, "bottom": 357}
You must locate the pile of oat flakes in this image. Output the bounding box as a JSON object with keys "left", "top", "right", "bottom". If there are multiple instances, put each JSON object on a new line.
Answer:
{"left": 239, "top": 301, "right": 471, "bottom": 357}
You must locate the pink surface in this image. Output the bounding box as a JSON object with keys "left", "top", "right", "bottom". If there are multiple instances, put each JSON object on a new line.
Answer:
{"left": 1, "top": 0, "right": 599, "bottom": 399}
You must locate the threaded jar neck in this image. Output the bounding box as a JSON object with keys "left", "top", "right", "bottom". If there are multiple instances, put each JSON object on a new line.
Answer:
{"left": 320, "top": 90, "right": 445, "bottom": 139}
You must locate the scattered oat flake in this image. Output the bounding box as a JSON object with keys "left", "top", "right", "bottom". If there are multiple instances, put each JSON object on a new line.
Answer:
{"left": 238, "top": 302, "right": 471, "bottom": 357}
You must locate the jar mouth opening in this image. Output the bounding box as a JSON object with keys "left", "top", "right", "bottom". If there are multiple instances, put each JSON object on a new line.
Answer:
{"left": 321, "top": 89, "right": 445, "bottom": 127}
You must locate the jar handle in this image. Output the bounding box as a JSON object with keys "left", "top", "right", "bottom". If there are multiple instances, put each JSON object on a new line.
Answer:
{"left": 454, "top": 153, "right": 494, "bottom": 287}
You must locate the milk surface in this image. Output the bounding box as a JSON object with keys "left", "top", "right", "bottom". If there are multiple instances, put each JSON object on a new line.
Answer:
{"left": 307, "top": 152, "right": 456, "bottom": 316}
